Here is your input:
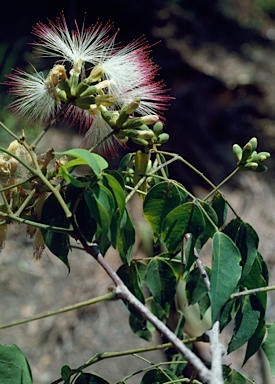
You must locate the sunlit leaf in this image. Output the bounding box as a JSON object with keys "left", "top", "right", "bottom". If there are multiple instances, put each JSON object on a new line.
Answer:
{"left": 0, "top": 344, "right": 32, "bottom": 384}
{"left": 56, "top": 148, "right": 108, "bottom": 176}
{"left": 210, "top": 232, "right": 242, "bottom": 322}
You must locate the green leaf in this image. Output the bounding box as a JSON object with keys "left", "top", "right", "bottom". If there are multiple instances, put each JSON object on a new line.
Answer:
{"left": 117, "top": 263, "right": 145, "bottom": 314}
{"left": 58, "top": 165, "right": 91, "bottom": 187}
{"left": 140, "top": 368, "right": 178, "bottom": 384}
{"left": 161, "top": 202, "right": 205, "bottom": 254}
{"left": 129, "top": 313, "right": 153, "bottom": 341}
{"left": 101, "top": 174, "right": 125, "bottom": 219}
{"left": 210, "top": 232, "right": 242, "bottom": 322}
{"left": 75, "top": 372, "right": 110, "bottom": 384}
{"left": 211, "top": 192, "right": 228, "bottom": 228}
{"left": 186, "top": 266, "right": 210, "bottom": 305}
{"left": 0, "top": 344, "right": 32, "bottom": 384}
{"left": 223, "top": 365, "right": 251, "bottom": 384}
{"left": 228, "top": 296, "right": 260, "bottom": 354}
{"left": 56, "top": 149, "right": 108, "bottom": 176}
{"left": 145, "top": 258, "right": 177, "bottom": 316}
{"left": 262, "top": 322, "right": 275, "bottom": 375}
{"left": 243, "top": 317, "right": 266, "bottom": 365}
{"left": 61, "top": 365, "right": 72, "bottom": 381}
{"left": 193, "top": 202, "right": 218, "bottom": 254}
{"left": 143, "top": 181, "right": 182, "bottom": 242}
{"left": 40, "top": 193, "right": 70, "bottom": 270}
{"left": 85, "top": 183, "right": 115, "bottom": 238}
{"left": 111, "top": 208, "right": 135, "bottom": 265}
{"left": 66, "top": 184, "right": 97, "bottom": 242}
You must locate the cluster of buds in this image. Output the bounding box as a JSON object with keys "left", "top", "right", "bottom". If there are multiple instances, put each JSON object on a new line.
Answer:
{"left": 7, "top": 14, "right": 170, "bottom": 155}
{"left": 233, "top": 137, "right": 271, "bottom": 172}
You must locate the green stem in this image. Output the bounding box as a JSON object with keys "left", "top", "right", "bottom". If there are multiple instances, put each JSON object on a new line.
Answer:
{"left": 0, "top": 122, "right": 22, "bottom": 142}
{"left": 14, "top": 189, "right": 36, "bottom": 217}
{"left": 0, "top": 292, "right": 115, "bottom": 330}
{"left": 0, "top": 177, "right": 35, "bottom": 193}
{"left": 51, "top": 335, "right": 204, "bottom": 384}
{"left": 203, "top": 167, "right": 240, "bottom": 201}
{"left": 231, "top": 285, "right": 275, "bottom": 299}
{"left": 0, "top": 211, "right": 72, "bottom": 234}
{"left": 1, "top": 191, "right": 12, "bottom": 214}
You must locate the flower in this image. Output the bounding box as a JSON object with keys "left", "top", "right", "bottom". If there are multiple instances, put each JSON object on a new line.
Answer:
{"left": 7, "top": 14, "right": 171, "bottom": 155}
{"left": 32, "top": 14, "right": 116, "bottom": 70}
{"left": 7, "top": 67, "right": 59, "bottom": 123}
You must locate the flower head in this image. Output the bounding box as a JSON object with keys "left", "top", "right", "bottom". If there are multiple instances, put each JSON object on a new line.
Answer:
{"left": 32, "top": 14, "right": 116, "bottom": 70}
{"left": 7, "top": 14, "right": 171, "bottom": 156}
{"left": 7, "top": 67, "right": 59, "bottom": 123}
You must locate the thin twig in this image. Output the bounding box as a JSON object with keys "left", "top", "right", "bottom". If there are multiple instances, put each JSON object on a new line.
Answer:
{"left": 0, "top": 292, "right": 115, "bottom": 330}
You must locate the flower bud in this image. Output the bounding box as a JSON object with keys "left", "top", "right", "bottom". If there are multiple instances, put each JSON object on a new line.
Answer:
{"left": 140, "top": 115, "right": 159, "bottom": 125}
{"left": 232, "top": 144, "right": 243, "bottom": 162}
{"left": 125, "top": 100, "right": 140, "bottom": 114}
{"left": 74, "top": 96, "right": 96, "bottom": 110}
{"left": 249, "top": 137, "right": 258, "bottom": 152}
{"left": 157, "top": 133, "right": 170, "bottom": 144}
{"left": 132, "top": 138, "right": 149, "bottom": 146}
{"left": 240, "top": 143, "right": 253, "bottom": 164}
{"left": 86, "top": 64, "right": 103, "bottom": 83}
{"left": 153, "top": 122, "right": 164, "bottom": 136}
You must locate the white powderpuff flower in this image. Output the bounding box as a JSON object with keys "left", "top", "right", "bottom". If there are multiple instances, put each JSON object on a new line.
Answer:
{"left": 7, "top": 68, "right": 58, "bottom": 123}
{"left": 81, "top": 113, "right": 122, "bottom": 156}
{"left": 32, "top": 14, "right": 116, "bottom": 68}
{"left": 100, "top": 38, "right": 170, "bottom": 117}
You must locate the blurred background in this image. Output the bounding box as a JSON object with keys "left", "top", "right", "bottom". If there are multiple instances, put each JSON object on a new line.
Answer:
{"left": 1, "top": 0, "right": 275, "bottom": 383}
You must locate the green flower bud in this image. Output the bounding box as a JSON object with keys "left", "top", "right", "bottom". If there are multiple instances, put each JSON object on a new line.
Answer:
{"left": 153, "top": 122, "right": 164, "bottom": 136}
{"left": 76, "top": 83, "right": 97, "bottom": 97}
{"left": 157, "top": 133, "right": 170, "bottom": 144}
{"left": 240, "top": 143, "right": 253, "bottom": 164}
{"left": 249, "top": 137, "right": 258, "bottom": 152}
{"left": 132, "top": 138, "right": 149, "bottom": 146}
{"left": 120, "top": 129, "right": 141, "bottom": 138}
{"left": 74, "top": 96, "right": 96, "bottom": 110}
{"left": 257, "top": 151, "right": 271, "bottom": 161}
{"left": 137, "top": 130, "right": 155, "bottom": 140}
{"left": 125, "top": 100, "right": 140, "bottom": 114}
{"left": 253, "top": 164, "right": 268, "bottom": 173}
{"left": 122, "top": 117, "right": 143, "bottom": 129}
{"left": 240, "top": 161, "right": 259, "bottom": 171}
{"left": 232, "top": 144, "right": 243, "bottom": 162}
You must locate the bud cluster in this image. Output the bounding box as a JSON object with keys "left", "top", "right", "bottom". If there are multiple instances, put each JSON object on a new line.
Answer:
{"left": 232, "top": 137, "right": 271, "bottom": 172}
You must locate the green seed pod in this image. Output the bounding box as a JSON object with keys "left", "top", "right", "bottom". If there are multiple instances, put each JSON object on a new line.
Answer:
{"left": 249, "top": 137, "right": 258, "bottom": 152}
{"left": 157, "top": 133, "right": 170, "bottom": 144}
{"left": 232, "top": 144, "right": 243, "bottom": 162}
{"left": 153, "top": 122, "right": 164, "bottom": 136}
{"left": 240, "top": 143, "right": 253, "bottom": 164}
{"left": 132, "top": 138, "right": 149, "bottom": 146}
